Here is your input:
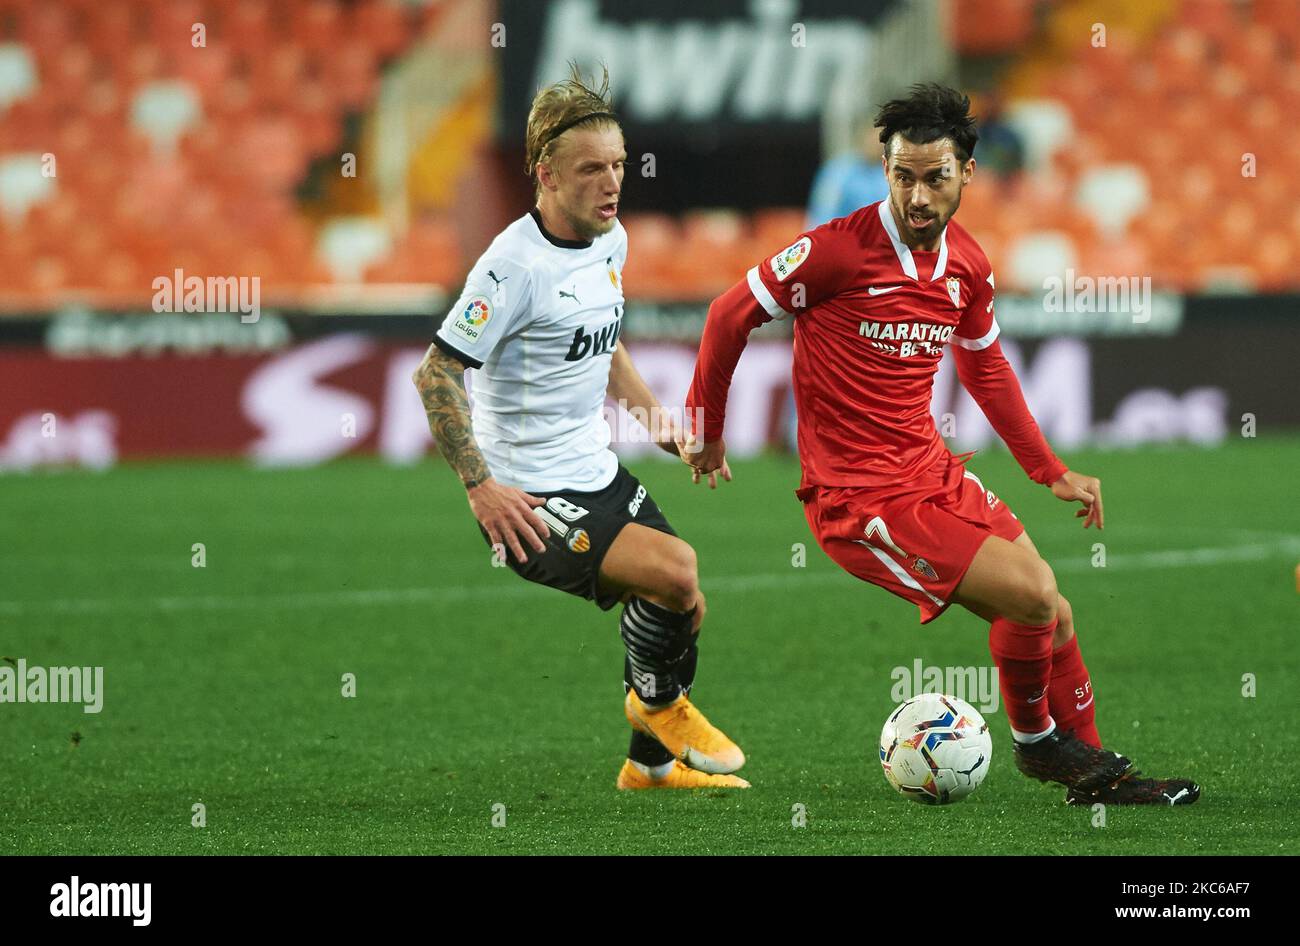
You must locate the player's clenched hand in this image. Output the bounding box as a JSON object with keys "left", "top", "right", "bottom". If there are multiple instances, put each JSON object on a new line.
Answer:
{"left": 466, "top": 477, "right": 550, "bottom": 563}
{"left": 1051, "top": 470, "right": 1104, "bottom": 530}
{"left": 681, "top": 434, "right": 733, "bottom": 490}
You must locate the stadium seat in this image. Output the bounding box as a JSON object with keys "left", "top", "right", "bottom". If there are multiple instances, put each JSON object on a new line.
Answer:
{"left": 1079, "top": 233, "right": 1149, "bottom": 282}
{"left": 352, "top": 1, "right": 413, "bottom": 59}
{"left": 294, "top": 0, "right": 345, "bottom": 54}
{"left": 1253, "top": 0, "right": 1300, "bottom": 47}
{"left": 316, "top": 217, "right": 394, "bottom": 283}
{"left": 1254, "top": 231, "right": 1297, "bottom": 291}
{"left": 0, "top": 43, "right": 38, "bottom": 108}
{"left": 1150, "top": 27, "right": 1211, "bottom": 96}
{"left": 237, "top": 116, "right": 308, "bottom": 192}
{"left": 1178, "top": 0, "right": 1239, "bottom": 42}
{"left": 1005, "top": 230, "right": 1079, "bottom": 292}
{"left": 367, "top": 217, "right": 461, "bottom": 286}
{"left": 16, "top": 4, "right": 74, "bottom": 52}
{"left": 951, "top": 0, "right": 1034, "bottom": 55}
{"left": 752, "top": 208, "right": 808, "bottom": 250}
{"left": 681, "top": 209, "right": 755, "bottom": 277}
{"left": 1002, "top": 99, "right": 1073, "bottom": 173}
{"left": 174, "top": 42, "right": 232, "bottom": 94}
{"left": 30, "top": 254, "right": 70, "bottom": 299}
{"left": 130, "top": 79, "right": 203, "bottom": 153}
{"left": 1074, "top": 164, "right": 1150, "bottom": 239}
{"left": 0, "top": 153, "right": 56, "bottom": 224}
{"left": 225, "top": 0, "right": 274, "bottom": 51}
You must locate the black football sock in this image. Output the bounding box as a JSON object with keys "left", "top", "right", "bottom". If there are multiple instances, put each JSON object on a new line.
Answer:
{"left": 621, "top": 598, "right": 699, "bottom": 768}
{"left": 674, "top": 638, "right": 699, "bottom": 697}
{"left": 620, "top": 596, "right": 692, "bottom": 706}
{"left": 627, "top": 730, "right": 675, "bottom": 768}
{"left": 624, "top": 642, "right": 699, "bottom": 768}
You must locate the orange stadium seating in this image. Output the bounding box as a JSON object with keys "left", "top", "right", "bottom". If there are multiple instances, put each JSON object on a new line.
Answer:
{"left": 0, "top": 0, "right": 428, "bottom": 308}
{"left": 0, "top": 0, "right": 1297, "bottom": 309}
{"left": 986, "top": 0, "right": 1300, "bottom": 292}
{"left": 619, "top": 0, "right": 1300, "bottom": 298}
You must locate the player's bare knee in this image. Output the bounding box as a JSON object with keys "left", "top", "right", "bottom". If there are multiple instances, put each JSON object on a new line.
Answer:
{"left": 1003, "top": 561, "right": 1055, "bottom": 628}
{"left": 658, "top": 541, "right": 700, "bottom": 613}
{"left": 1018, "top": 560, "right": 1058, "bottom": 625}
{"left": 1053, "top": 595, "right": 1075, "bottom": 645}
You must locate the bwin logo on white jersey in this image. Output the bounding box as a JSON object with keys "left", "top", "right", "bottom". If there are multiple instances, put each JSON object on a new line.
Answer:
{"left": 564, "top": 311, "right": 622, "bottom": 361}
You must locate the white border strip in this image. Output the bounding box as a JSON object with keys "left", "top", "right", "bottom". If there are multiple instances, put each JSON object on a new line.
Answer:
{"left": 856, "top": 540, "right": 946, "bottom": 608}
{"left": 876, "top": 199, "right": 950, "bottom": 281}
{"left": 746, "top": 266, "right": 788, "bottom": 319}
{"left": 950, "top": 318, "right": 1001, "bottom": 350}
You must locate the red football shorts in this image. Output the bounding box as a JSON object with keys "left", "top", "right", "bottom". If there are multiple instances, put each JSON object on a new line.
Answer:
{"left": 800, "top": 461, "right": 1025, "bottom": 624}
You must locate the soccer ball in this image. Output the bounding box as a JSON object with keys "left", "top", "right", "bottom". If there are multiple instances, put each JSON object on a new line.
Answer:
{"left": 879, "top": 693, "right": 992, "bottom": 804}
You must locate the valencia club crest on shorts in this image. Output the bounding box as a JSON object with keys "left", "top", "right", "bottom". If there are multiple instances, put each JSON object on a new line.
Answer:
{"left": 945, "top": 276, "right": 961, "bottom": 308}
{"left": 912, "top": 557, "right": 938, "bottom": 581}
{"left": 566, "top": 528, "right": 591, "bottom": 554}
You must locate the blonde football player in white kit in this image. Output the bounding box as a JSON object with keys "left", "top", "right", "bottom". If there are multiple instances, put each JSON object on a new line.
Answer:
{"left": 412, "top": 66, "right": 746, "bottom": 789}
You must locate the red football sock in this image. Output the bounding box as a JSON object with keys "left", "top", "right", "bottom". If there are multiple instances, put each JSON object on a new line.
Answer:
{"left": 989, "top": 617, "right": 1056, "bottom": 736}
{"left": 1048, "top": 634, "right": 1100, "bottom": 747}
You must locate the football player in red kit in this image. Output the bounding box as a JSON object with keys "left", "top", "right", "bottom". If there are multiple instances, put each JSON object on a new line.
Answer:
{"left": 685, "top": 84, "right": 1198, "bottom": 805}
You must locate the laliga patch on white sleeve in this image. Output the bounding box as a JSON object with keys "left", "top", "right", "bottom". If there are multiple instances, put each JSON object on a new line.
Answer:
{"left": 448, "top": 295, "right": 492, "bottom": 345}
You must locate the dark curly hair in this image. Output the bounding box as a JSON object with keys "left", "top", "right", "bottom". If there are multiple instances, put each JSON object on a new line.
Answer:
{"left": 874, "top": 83, "right": 979, "bottom": 164}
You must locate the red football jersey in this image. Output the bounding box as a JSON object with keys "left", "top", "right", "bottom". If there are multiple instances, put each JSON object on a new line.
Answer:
{"left": 751, "top": 200, "right": 997, "bottom": 488}
{"left": 688, "top": 199, "right": 1065, "bottom": 492}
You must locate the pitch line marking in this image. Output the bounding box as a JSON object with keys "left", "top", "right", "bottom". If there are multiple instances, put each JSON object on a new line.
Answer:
{"left": 2, "top": 538, "right": 1298, "bottom": 616}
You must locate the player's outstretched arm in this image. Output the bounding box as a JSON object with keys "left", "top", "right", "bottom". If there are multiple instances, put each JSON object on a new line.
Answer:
{"left": 607, "top": 341, "right": 734, "bottom": 488}
{"left": 684, "top": 278, "right": 771, "bottom": 487}
{"left": 951, "top": 340, "right": 1101, "bottom": 528}
{"left": 411, "top": 344, "right": 550, "bottom": 562}
{"left": 607, "top": 341, "right": 678, "bottom": 455}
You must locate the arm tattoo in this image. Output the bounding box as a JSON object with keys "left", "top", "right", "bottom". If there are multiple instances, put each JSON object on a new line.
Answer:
{"left": 412, "top": 345, "right": 490, "bottom": 487}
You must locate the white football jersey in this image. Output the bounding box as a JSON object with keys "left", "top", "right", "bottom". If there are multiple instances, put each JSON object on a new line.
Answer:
{"left": 434, "top": 210, "right": 626, "bottom": 492}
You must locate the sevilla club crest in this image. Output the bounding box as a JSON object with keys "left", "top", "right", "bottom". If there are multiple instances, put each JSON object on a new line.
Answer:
{"left": 945, "top": 276, "right": 961, "bottom": 308}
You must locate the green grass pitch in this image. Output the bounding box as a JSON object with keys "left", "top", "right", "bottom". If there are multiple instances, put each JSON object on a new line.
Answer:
{"left": 3, "top": 437, "right": 1297, "bottom": 855}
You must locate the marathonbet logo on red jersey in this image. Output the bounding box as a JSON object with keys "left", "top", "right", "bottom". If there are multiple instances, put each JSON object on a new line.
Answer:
{"left": 858, "top": 319, "right": 956, "bottom": 358}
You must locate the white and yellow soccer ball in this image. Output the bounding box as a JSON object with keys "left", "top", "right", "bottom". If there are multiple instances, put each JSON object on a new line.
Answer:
{"left": 879, "top": 693, "right": 992, "bottom": 804}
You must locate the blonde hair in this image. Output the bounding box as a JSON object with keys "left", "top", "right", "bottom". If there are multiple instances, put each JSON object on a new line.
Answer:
{"left": 525, "top": 63, "right": 619, "bottom": 189}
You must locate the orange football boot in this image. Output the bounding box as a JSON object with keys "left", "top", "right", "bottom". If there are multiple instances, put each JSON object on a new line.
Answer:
{"left": 616, "top": 759, "right": 751, "bottom": 789}
{"left": 624, "top": 690, "right": 745, "bottom": 775}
